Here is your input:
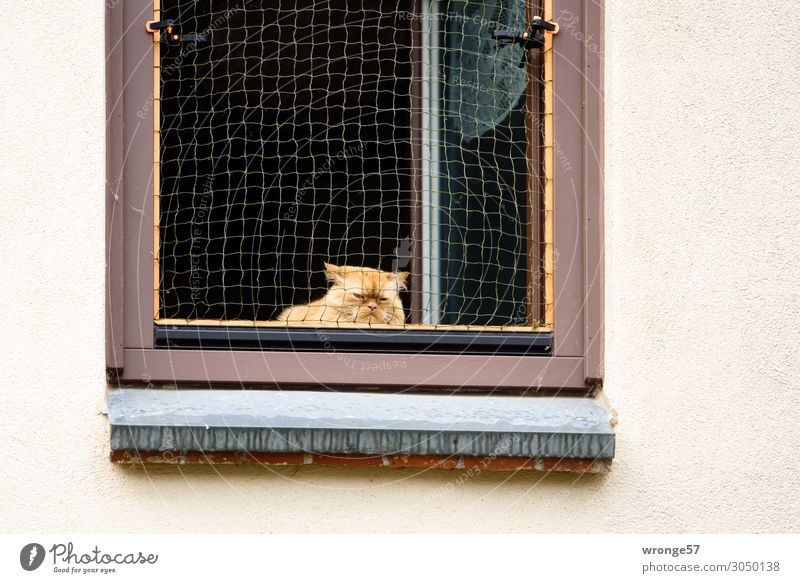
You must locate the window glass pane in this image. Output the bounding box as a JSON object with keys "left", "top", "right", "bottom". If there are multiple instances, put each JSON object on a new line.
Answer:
{"left": 436, "top": 0, "right": 534, "bottom": 325}
{"left": 157, "top": 0, "right": 543, "bottom": 329}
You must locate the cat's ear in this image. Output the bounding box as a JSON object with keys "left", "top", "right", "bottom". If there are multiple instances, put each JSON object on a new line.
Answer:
{"left": 391, "top": 271, "right": 410, "bottom": 291}
{"left": 324, "top": 263, "right": 345, "bottom": 286}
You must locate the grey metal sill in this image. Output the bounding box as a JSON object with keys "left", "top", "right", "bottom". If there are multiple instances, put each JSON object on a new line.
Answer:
{"left": 107, "top": 389, "right": 615, "bottom": 468}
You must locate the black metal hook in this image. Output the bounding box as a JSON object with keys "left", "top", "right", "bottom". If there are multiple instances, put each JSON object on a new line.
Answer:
{"left": 146, "top": 19, "right": 209, "bottom": 45}
{"left": 492, "top": 16, "right": 559, "bottom": 67}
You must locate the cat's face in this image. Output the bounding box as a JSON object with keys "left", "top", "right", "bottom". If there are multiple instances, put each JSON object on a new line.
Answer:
{"left": 324, "top": 263, "right": 408, "bottom": 324}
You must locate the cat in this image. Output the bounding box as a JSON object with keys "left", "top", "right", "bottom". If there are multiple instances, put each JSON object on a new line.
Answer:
{"left": 276, "top": 263, "right": 409, "bottom": 325}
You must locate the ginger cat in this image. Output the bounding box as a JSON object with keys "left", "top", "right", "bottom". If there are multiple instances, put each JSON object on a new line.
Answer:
{"left": 277, "top": 263, "right": 409, "bottom": 325}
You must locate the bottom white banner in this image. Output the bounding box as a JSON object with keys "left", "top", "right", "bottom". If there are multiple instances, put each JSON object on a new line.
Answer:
{"left": 1, "top": 534, "right": 797, "bottom": 582}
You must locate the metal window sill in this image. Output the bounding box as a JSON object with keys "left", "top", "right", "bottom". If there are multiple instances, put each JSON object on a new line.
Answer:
{"left": 106, "top": 389, "right": 615, "bottom": 473}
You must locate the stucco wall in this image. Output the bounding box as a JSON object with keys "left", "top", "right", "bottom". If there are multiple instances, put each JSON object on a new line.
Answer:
{"left": 1, "top": 1, "right": 798, "bottom": 532}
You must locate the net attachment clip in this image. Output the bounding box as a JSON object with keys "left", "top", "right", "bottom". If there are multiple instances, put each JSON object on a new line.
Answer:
{"left": 145, "top": 19, "right": 209, "bottom": 44}
{"left": 492, "top": 16, "right": 559, "bottom": 51}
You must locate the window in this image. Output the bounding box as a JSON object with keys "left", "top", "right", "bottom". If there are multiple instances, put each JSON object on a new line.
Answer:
{"left": 107, "top": 0, "right": 603, "bottom": 392}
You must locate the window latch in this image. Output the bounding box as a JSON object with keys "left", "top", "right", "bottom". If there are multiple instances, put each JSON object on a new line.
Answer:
{"left": 146, "top": 19, "right": 209, "bottom": 44}
{"left": 492, "top": 16, "right": 559, "bottom": 51}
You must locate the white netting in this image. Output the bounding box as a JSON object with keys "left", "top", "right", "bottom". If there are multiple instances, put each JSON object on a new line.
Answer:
{"left": 158, "top": 0, "right": 544, "bottom": 327}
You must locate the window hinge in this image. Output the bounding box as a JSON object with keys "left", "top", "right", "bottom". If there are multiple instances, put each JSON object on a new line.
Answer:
{"left": 493, "top": 16, "right": 559, "bottom": 67}
{"left": 145, "top": 19, "right": 209, "bottom": 44}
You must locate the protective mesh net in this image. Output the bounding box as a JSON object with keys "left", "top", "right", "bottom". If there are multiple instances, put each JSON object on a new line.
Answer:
{"left": 158, "top": 0, "right": 544, "bottom": 327}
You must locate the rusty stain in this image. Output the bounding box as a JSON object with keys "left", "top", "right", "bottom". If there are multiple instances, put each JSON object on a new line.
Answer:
{"left": 461, "top": 456, "right": 535, "bottom": 471}
{"left": 534, "top": 457, "right": 611, "bottom": 473}
{"left": 385, "top": 454, "right": 460, "bottom": 469}
{"left": 110, "top": 450, "right": 610, "bottom": 473}
{"left": 312, "top": 453, "right": 384, "bottom": 467}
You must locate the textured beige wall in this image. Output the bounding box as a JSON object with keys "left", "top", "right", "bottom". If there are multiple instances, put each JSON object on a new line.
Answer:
{"left": 1, "top": 1, "right": 799, "bottom": 533}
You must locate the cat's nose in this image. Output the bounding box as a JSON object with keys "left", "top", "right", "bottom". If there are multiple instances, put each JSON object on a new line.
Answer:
{"left": 366, "top": 301, "right": 377, "bottom": 310}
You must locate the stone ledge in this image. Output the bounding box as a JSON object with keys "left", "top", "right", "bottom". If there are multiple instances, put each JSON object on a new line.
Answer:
{"left": 107, "top": 389, "right": 615, "bottom": 469}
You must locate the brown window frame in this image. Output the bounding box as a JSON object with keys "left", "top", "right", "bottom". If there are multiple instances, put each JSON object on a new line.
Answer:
{"left": 106, "top": 0, "right": 603, "bottom": 392}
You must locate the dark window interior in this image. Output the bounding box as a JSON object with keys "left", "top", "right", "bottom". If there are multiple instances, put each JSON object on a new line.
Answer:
{"left": 158, "top": 0, "right": 541, "bottom": 326}
{"left": 160, "top": 0, "right": 412, "bottom": 321}
{"left": 439, "top": 1, "right": 533, "bottom": 325}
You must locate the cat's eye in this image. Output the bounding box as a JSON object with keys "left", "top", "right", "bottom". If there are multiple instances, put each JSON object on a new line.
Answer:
{"left": 352, "top": 293, "right": 364, "bottom": 300}
{"left": 379, "top": 297, "right": 388, "bottom": 302}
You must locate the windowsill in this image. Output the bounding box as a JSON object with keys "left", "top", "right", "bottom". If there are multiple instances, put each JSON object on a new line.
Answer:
{"left": 106, "top": 389, "right": 615, "bottom": 472}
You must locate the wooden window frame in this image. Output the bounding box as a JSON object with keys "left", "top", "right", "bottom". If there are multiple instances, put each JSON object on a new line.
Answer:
{"left": 106, "top": 0, "right": 603, "bottom": 392}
